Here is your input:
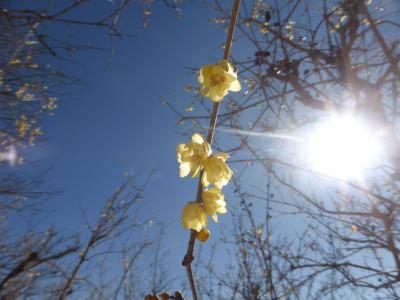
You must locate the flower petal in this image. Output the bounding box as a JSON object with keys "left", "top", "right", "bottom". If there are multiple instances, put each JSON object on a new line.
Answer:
{"left": 230, "top": 79, "right": 241, "bottom": 92}
{"left": 211, "top": 214, "right": 218, "bottom": 222}
{"left": 202, "top": 171, "right": 210, "bottom": 187}
{"left": 176, "top": 144, "right": 186, "bottom": 162}
{"left": 198, "top": 65, "right": 213, "bottom": 84}
{"left": 179, "top": 163, "right": 191, "bottom": 177}
{"left": 191, "top": 133, "right": 204, "bottom": 144}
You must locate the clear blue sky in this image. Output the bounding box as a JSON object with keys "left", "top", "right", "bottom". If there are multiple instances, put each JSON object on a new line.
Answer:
{"left": 16, "top": 0, "right": 235, "bottom": 279}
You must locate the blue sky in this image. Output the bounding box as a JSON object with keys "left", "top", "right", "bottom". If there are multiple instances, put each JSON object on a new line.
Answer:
{"left": 15, "top": 0, "right": 234, "bottom": 275}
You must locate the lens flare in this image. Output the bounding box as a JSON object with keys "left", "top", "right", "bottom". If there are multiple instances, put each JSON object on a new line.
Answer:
{"left": 307, "top": 116, "right": 380, "bottom": 179}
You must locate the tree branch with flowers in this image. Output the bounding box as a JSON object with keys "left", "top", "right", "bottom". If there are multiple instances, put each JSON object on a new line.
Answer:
{"left": 175, "top": 1, "right": 242, "bottom": 299}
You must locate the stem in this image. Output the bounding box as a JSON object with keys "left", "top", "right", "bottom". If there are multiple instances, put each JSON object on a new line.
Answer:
{"left": 181, "top": 1, "right": 241, "bottom": 299}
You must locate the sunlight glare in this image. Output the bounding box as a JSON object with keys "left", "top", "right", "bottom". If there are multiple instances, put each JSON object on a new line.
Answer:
{"left": 307, "top": 116, "right": 380, "bottom": 179}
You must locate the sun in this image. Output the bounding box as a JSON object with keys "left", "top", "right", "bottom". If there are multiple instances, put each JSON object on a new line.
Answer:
{"left": 307, "top": 116, "right": 380, "bottom": 179}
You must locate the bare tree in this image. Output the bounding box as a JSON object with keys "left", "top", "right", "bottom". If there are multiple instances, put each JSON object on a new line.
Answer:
{"left": 171, "top": 0, "right": 400, "bottom": 298}
{"left": 0, "top": 172, "right": 158, "bottom": 300}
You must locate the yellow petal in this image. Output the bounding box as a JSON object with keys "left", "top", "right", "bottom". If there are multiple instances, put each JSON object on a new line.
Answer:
{"left": 176, "top": 144, "right": 186, "bottom": 162}
{"left": 230, "top": 79, "right": 241, "bottom": 92}
{"left": 219, "top": 59, "right": 237, "bottom": 77}
{"left": 198, "top": 65, "right": 213, "bottom": 84}
{"left": 214, "top": 181, "right": 223, "bottom": 189}
{"left": 202, "top": 187, "right": 227, "bottom": 221}
{"left": 211, "top": 214, "right": 218, "bottom": 222}
{"left": 201, "top": 171, "right": 210, "bottom": 187}
{"left": 190, "top": 163, "right": 202, "bottom": 178}
{"left": 191, "top": 133, "right": 204, "bottom": 144}
{"left": 179, "top": 163, "right": 190, "bottom": 177}
{"left": 217, "top": 203, "right": 227, "bottom": 214}
{"left": 209, "top": 88, "right": 224, "bottom": 102}
{"left": 218, "top": 60, "right": 231, "bottom": 72}
{"left": 211, "top": 65, "right": 225, "bottom": 75}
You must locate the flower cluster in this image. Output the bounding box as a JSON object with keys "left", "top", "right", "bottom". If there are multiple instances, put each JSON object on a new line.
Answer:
{"left": 178, "top": 133, "right": 232, "bottom": 242}
{"left": 177, "top": 60, "right": 239, "bottom": 242}
{"left": 177, "top": 134, "right": 232, "bottom": 188}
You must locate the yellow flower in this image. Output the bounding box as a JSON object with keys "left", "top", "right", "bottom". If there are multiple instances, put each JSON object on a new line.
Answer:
{"left": 16, "top": 115, "right": 30, "bottom": 138}
{"left": 202, "top": 153, "right": 233, "bottom": 188}
{"left": 196, "top": 228, "right": 210, "bottom": 242}
{"left": 202, "top": 187, "right": 227, "bottom": 222}
{"left": 198, "top": 60, "right": 241, "bottom": 102}
{"left": 182, "top": 202, "right": 208, "bottom": 232}
{"left": 177, "top": 133, "right": 211, "bottom": 178}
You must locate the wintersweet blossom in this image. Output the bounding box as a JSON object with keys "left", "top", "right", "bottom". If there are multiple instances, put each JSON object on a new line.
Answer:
{"left": 177, "top": 133, "right": 211, "bottom": 178}
{"left": 202, "top": 187, "right": 227, "bottom": 222}
{"left": 198, "top": 60, "right": 241, "bottom": 102}
{"left": 202, "top": 153, "right": 233, "bottom": 189}
{"left": 182, "top": 202, "right": 208, "bottom": 232}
